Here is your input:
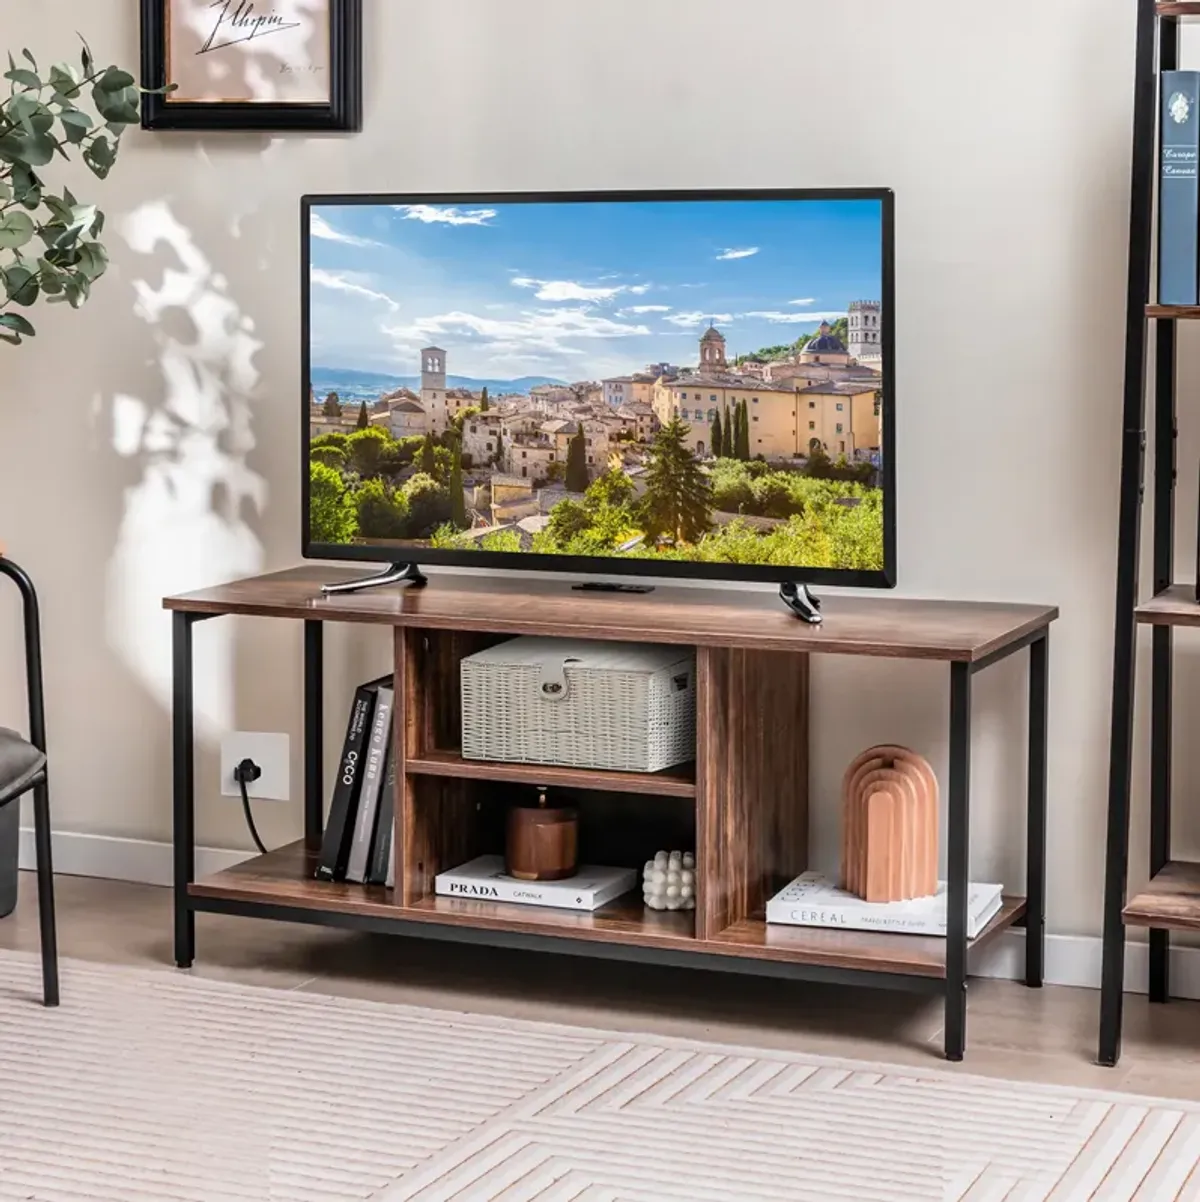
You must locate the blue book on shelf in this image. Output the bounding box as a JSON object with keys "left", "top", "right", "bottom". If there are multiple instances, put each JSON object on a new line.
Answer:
{"left": 1160, "top": 71, "right": 1200, "bottom": 306}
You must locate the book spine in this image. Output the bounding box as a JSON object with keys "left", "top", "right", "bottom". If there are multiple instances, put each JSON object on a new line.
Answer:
{"left": 1160, "top": 72, "right": 1200, "bottom": 306}
{"left": 367, "top": 746, "right": 396, "bottom": 886}
{"left": 345, "top": 686, "right": 393, "bottom": 884}
{"left": 315, "top": 687, "right": 376, "bottom": 881}
{"left": 385, "top": 828, "right": 396, "bottom": 889}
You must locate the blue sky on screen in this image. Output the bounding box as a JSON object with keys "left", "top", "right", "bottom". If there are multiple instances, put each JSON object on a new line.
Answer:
{"left": 309, "top": 198, "right": 883, "bottom": 381}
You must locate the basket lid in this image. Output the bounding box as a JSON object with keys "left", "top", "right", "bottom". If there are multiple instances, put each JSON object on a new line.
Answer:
{"left": 462, "top": 637, "right": 692, "bottom": 675}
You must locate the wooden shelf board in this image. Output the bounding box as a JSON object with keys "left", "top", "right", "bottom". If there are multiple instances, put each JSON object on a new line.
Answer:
{"left": 407, "top": 749, "right": 697, "bottom": 798}
{"left": 190, "top": 842, "right": 1025, "bottom": 976}
{"left": 1147, "top": 304, "right": 1200, "bottom": 318}
{"left": 1157, "top": 3, "right": 1200, "bottom": 17}
{"left": 708, "top": 897, "right": 1027, "bottom": 978}
{"left": 189, "top": 840, "right": 400, "bottom": 919}
{"left": 1135, "top": 584, "right": 1200, "bottom": 627}
{"left": 401, "top": 893, "right": 695, "bottom": 948}
{"left": 1124, "top": 862, "right": 1200, "bottom": 931}
{"left": 164, "top": 566, "right": 1057, "bottom": 664}
{"left": 190, "top": 840, "right": 695, "bottom": 951}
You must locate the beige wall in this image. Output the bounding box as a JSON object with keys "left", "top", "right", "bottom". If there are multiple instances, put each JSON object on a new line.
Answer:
{"left": 0, "top": 0, "right": 1153, "bottom": 944}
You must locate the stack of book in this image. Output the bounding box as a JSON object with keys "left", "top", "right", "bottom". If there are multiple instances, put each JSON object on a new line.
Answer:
{"left": 765, "top": 872, "right": 1004, "bottom": 938}
{"left": 314, "top": 675, "right": 396, "bottom": 886}
{"left": 1161, "top": 71, "right": 1200, "bottom": 305}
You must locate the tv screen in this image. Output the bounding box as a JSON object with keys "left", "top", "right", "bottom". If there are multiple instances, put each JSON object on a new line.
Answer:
{"left": 303, "top": 190, "right": 894, "bottom": 588}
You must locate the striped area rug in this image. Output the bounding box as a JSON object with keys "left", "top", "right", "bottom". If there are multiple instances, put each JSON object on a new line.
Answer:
{"left": 0, "top": 954, "right": 1193, "bottom": 1201}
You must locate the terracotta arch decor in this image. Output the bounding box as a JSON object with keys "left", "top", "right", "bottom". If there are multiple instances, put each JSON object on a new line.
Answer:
{"left": 841, "top": 745, "right": 938, "bottom": 904}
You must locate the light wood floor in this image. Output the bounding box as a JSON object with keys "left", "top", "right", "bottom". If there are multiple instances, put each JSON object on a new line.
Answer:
{"left": 5, "top": 871, "right": 1199, "bottom": 1101}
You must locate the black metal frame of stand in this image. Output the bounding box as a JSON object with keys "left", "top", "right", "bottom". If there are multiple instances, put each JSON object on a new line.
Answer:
{"left": 1098, "top": 0, "right": 1192, "bottom": 1067}
{"left": 169, "top": 604, "right": 1048, "bottom": 1062}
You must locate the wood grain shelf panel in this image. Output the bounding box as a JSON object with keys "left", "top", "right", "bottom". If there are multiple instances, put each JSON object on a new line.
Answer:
{"left": 190, "top": 840, "right": 696, "bottom": 951}
{"left": 401, "top": 893, "right": 695, "bottom": 948}
{"left": 1157, "top": 3, "right": 1200, "bottom": 17}
{"left": 708, "top": 897, "right": 1027, "bottom": 978}
{"left": 1147, "top": 304, "right": 1200, "bottom": 318}
{"left": 1135, "top": 584, "right": 1200, "bottom": 627}
{"left": 406, "top": 749, "right": 697, "bottom": 798}
{"left": 165, "top": 566, "right": 1056, "bottom": 664}
{"left": 1124, "top": 862, "right": 1200, "bottom": 931}
{"left": 190, "top": 842, "right": 1026, "bottom": 977}
{"left": 189, "top": 840, "right": 399, "bottom": 919}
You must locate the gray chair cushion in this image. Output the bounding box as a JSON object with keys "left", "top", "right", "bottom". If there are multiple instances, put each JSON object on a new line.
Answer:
{"left": 0, "top": 727, "right": 45, "bottom": 806}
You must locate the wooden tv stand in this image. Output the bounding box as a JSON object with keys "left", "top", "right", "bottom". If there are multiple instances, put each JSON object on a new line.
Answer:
{"left": 164, "top": 567, "right": 1056, "bottom": 1060}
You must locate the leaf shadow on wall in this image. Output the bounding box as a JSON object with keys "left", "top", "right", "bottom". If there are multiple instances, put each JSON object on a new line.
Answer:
{"left": 106, "top": 199, "right": 267, "bottom": 742}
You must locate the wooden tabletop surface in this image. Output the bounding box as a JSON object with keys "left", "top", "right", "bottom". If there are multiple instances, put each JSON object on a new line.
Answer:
{"left": 164, "top": 566, "right": 1056, "bottom": 662}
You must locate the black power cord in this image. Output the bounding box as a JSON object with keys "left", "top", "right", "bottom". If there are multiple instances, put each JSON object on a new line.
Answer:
{"left": 233, "top": 758, "right": 268, "bottom": 855}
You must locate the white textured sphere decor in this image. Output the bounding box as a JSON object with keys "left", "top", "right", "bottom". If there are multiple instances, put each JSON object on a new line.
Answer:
{"left": 0, "top": 952, "right": 1197, "bottom": 1200}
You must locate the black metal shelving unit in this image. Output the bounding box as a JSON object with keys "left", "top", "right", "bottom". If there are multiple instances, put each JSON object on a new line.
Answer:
{"left": 1099, "top": 0, "right": 1200, "bottom": 1068}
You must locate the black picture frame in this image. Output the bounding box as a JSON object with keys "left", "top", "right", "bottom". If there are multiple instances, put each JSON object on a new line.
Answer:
{"left": 140, "top": 0, "right": 362, "bottom": 131}
{"left": 302, "top": 188, "right": 897, "bottom": 593}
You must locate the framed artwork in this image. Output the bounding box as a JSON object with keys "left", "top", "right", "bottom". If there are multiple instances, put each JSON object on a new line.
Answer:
{"left": 140, "top": 0, "right": 362, "bottom": 131}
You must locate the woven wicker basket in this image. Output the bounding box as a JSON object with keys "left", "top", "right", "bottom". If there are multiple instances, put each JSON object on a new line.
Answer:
{"left": 461, "top": 637, "right": 696, "bottom": 772}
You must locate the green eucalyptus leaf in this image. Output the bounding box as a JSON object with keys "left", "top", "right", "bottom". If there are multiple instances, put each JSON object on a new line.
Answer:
{"left": 76, "top": 241, "right": 108, "bottom": 281}
{"left": 0, "top": 312, "right": 35, "bottom": 336}
{"left": 82, "top": 134, "right": 114, "bottom": 178}
{"left": 0, "top": 178, "right": 10, "bottom": 202}
{"left": 4, "top": 68, "right": 42, "bottom": 90}
{"left": 10, "top": 163, "right": 39, "bottom": 203}
{"left": 0, "top": 210, "right": 34, "bottom": 250}
{"left": 58, "top": 108, "right": 91, "bottom": 142}
{"left": 97, "top": 67, "right": 135, "bottom": 92}
{"left": 36, "top": 258, "right": 63, "bottom": 294}
{"left": 79, "top": 38, "right": 94, "bottom": 76}
{"left": 21, "top": 50, "right": 38, "bottom": 71}
{"left": 2, "top": 264, "right": 39, "bottom": 305}
{"left": 40, "top": 194, "right": 71, "bottom": 223}
{"left": 8, "top": 130, "right": 55, "bottom": 167}
{"left": 49, "top": 64, "right": 80, "bottom": 99}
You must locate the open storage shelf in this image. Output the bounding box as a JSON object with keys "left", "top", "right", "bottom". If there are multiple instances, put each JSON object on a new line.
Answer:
{"left": 168, "top": 566, "right": 1056, "bottom": 1059}
{"left": 1123, "top": 861, "right": 1200, "bottom": 931}
{"left": 405, "top": 749, "right": 697, "bottom": 798}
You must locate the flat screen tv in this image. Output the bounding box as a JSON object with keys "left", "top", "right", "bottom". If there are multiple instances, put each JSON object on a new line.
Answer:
{"left": 303, "top": 189, "right": 895, "bottom": 590}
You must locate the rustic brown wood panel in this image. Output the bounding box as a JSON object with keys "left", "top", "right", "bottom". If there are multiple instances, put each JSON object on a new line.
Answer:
{"left": 400, "top": 776, "right": 483, "bottom": 906}
{"left": 190, "top": 840, "right": 697, "bottom": 950}
{"left": 1123, "top": 862, "right": 1200, "bottom": 931}
{"left": 1135, "top": 584, "right": 1200, "bottom": 628}
{"left": 407, "top": 749, "right": 697, "bottom": 798}
{"left": 709, "top": 898, "right": 1027, "bottom": 977}
{"left": 1156, "top": 4, "right": 1200, "bottom": 18}
{"left": 696, "top": 648, "right": 809, "bottom": 940}
{"left": 164, "top": 567, "right": 1056, "bottom": 663}
{"left": 189, "top": 842, "right": 1023, "bottom": 972}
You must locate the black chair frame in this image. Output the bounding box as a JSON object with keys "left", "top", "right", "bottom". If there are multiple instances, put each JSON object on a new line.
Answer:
{"left": 0, "top": 556, "right": 58, "bottom": 1006}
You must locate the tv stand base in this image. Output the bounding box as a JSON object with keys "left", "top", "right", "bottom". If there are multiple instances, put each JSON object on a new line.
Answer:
{"left": 321, "top": 562, "right": 427, "bottom": 597}
{"left": 780, "top": 582, "right": 822, "bottom": 624}
{"left": 572, "top": 582, "right": 655, "bottom": 595}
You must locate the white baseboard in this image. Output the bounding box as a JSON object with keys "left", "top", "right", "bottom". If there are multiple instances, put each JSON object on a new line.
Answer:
{"left": 18, "top": 829, "right": 1193, "bottom": 999}
{"left": 18, "top": 827, "right": 252, "bottom": 889}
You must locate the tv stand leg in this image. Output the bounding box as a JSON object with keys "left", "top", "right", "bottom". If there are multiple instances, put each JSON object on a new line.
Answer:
{"left": 779, "top": 582, "right": 823, "bottom": 625}
{"left": 321, "top": 562, "right": 427, "bottom": 597}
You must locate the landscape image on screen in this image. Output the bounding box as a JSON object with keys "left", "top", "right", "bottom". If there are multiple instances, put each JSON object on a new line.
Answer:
{"left": 307, "top": 197, "right": 886, "bottom": 571}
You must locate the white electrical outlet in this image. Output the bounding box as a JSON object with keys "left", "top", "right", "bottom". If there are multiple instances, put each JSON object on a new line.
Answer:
{"left": 221, "top": 732, "right": 290, "bottom": 802}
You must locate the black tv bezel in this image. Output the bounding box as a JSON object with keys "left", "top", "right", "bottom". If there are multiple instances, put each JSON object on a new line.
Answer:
{"left": 301, "top": 187, "right": 896, "bottom": 590}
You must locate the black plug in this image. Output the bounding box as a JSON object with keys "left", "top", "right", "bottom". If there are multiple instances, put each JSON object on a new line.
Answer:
{"left": 233, "top": 758, "right": 262, "bottom": 785}
{"left": 233, "top": 759, "right": 267, "bottom": 854}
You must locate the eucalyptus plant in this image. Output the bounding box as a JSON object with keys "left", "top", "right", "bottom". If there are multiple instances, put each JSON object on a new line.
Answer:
{"left": 0, "top": 40, "right": 154, "bottom": 346}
